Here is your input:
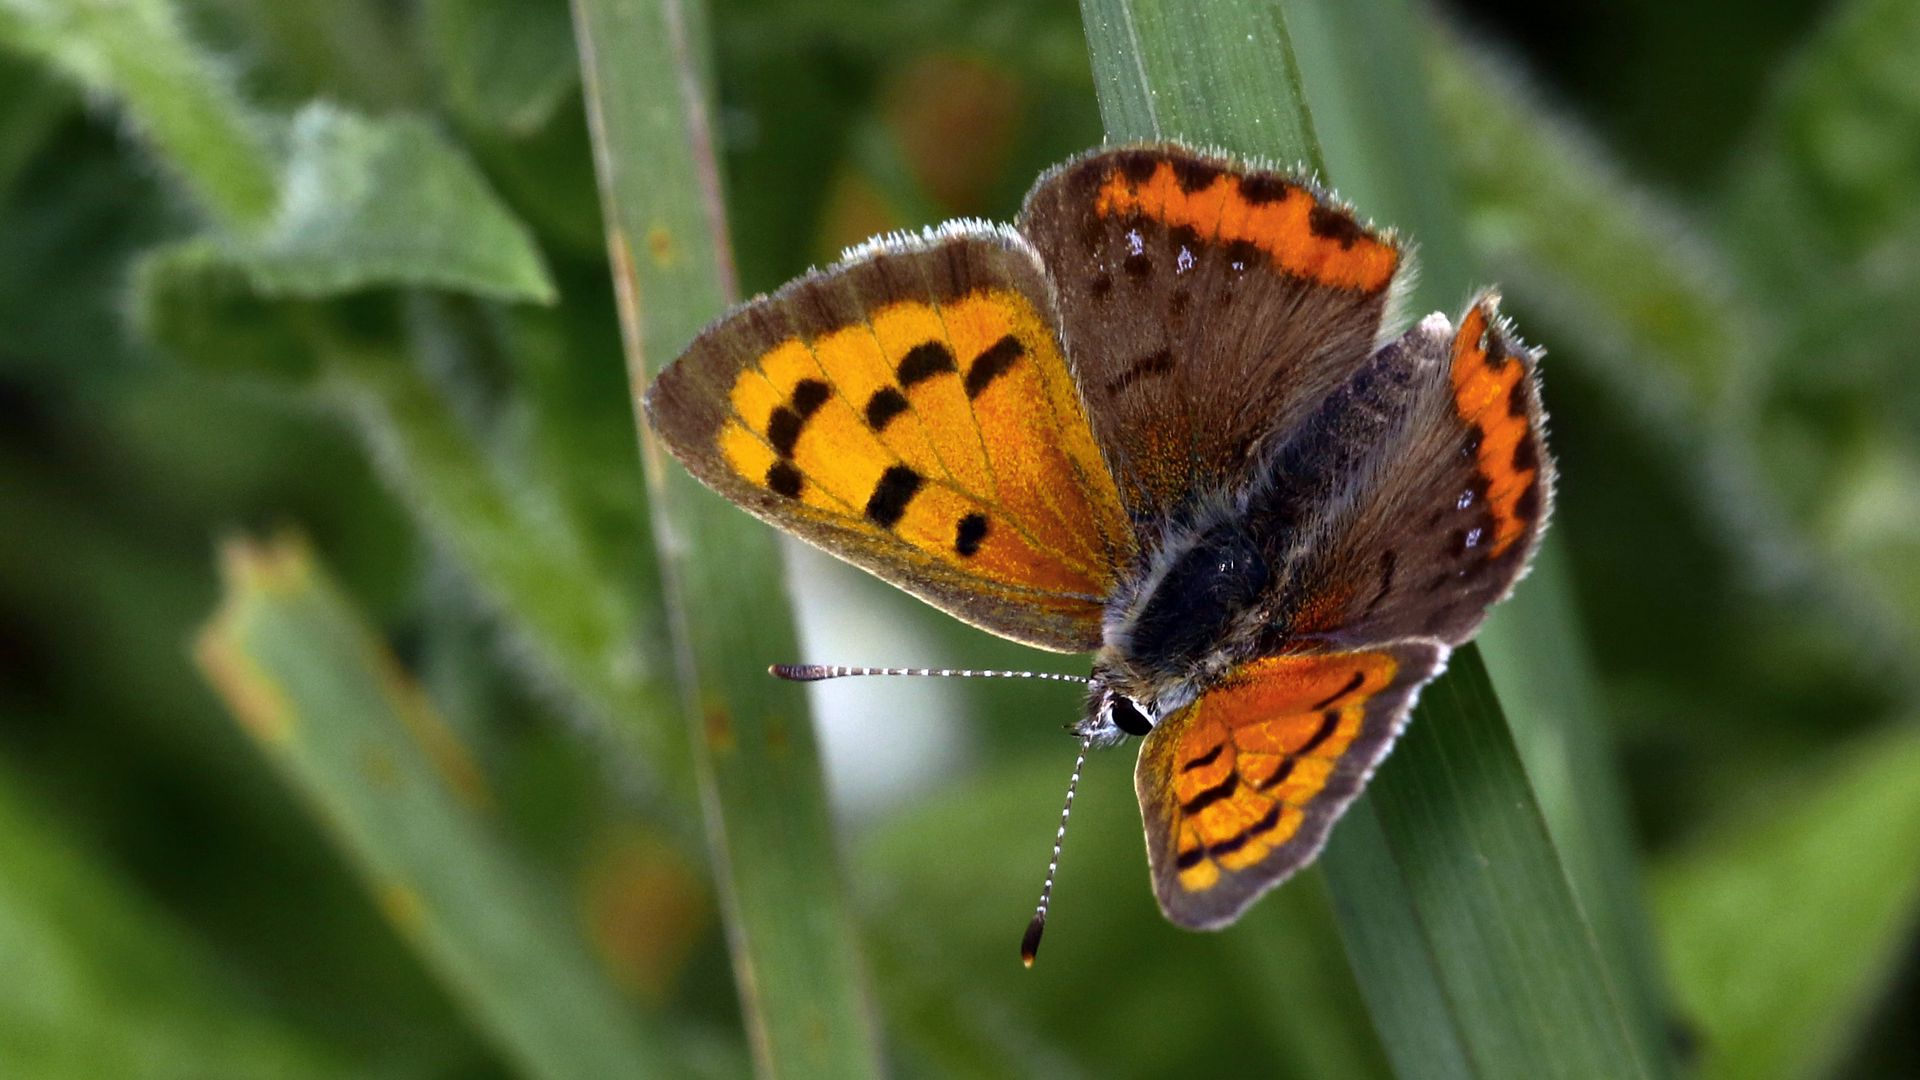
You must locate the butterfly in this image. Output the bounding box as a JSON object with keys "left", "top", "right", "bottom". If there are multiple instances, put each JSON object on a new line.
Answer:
{"left": 643, "top": 143, "right": 1552, "bottom": 961}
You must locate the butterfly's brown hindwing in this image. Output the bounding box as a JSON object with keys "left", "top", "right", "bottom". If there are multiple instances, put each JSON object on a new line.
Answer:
{"left": 1018, "top": 144, "right": 1403, "bottom": 527}
{"left": 645, "top": 225, "right": 1136, "bottom": 652}
{"left": 1269, "top": 295, "right": 1554, "bottom": 648}
{"left": 1135, "top": 642, "right": 1446, "bottom": 929}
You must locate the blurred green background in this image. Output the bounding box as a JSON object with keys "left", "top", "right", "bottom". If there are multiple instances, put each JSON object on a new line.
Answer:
{"left": 4, "top": 0, "right": 1920, "bottom": 1077}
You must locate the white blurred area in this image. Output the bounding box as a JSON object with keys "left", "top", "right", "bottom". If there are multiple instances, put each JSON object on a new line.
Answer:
{"left": 780, "top": 541, "right": 974, "bottom": 822}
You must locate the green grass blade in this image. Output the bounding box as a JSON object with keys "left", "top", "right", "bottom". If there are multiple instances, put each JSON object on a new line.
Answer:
{"left": 195, "top": 535, "right": 700, "bottom": 1080}
{"left": 1325, "top": 651, "right": 1653, "bottom": 1078}
{"left": 1655, "top": 722, "right": 1920, "bottom": 1080}
{"left": 570, "top": 0, "right": 886, "bottom": 1076}
{"left": 1079, "top": 0, "right": 1322, "bottom": 164}
{"left": 1076, "top": 1, "right": 1667, "bottom": 1075}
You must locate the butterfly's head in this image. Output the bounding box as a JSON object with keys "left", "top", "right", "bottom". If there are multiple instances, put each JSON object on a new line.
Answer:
{"left": 1077, "top": 665, "right": 1161, "bottom": 749}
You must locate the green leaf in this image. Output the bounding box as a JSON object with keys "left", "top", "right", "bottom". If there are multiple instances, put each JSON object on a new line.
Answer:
{"left": 1077, "top": 1, "right": 1671, "bottom": 1075}
{"left": 195, "top": 535, "right": 709, "bottom": 1080}
{"left": 238, "top": 104, "right": 555, "bottom": 304}
{"left": 0, "top": 760, "right": 343, "bottom": 1079}
{"left": 570, "top": 0, "right": 885, "bottom": 1076}
{"left": 0, "top": 0, "right": 277, "bottom": 227}
{"left": 1655, "top": 722, "right": 1920, "bottom": 1080}
{"left": 134, "top": 239, "right": 327, "bottom": 382}
{"left": 424, "top": 0, "right": 581, "bottom": 135}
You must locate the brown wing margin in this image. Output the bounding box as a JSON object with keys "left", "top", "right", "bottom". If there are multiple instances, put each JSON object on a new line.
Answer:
{"left": 643, "top": 223, "right": 1136, "bottom": 652}
{"left": 1135, "top": 641, "right": 1447, "bottom": 929}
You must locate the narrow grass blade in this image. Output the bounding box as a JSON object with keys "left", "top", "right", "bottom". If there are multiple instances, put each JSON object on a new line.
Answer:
{"left": 570, "top": 0, "right": 886, "bottom": 1076}
{"left": 196, "top": 535, "right": 697, "bottom": 1080}
{"left": 1076, "top": 0, "right": 1667, "bottom": 1075}
{"left": 1655, "top": 722, "right": 1920, "bottom": 1080}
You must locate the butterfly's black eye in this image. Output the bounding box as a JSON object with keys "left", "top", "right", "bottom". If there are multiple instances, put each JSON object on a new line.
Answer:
{"left": 1109, "top": 694, "right": 1153, "bottom": 737}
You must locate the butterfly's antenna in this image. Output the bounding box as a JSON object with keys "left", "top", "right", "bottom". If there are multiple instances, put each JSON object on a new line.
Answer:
{"left": 770, "top": 664, "right": 1089, "bottom": 685}
{"left": 1022, "top": 733, "right": 1092, "bottom": 968}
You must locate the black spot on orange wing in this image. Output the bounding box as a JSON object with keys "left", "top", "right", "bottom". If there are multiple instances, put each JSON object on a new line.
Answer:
{"left": 1171, "top": 157, "right": 1221, "bottom": 193}
{"left": 791, "top": 378, "right": 830, "bottom": 416}
{"left": 1507, "top": 378, "right": 1530, "bottom": 419}
{"left": 964, "top": 335, "right": 1024, "bottom": 398}
{"left": 766, "top": 461, "right": 803, "bottom": 498}
{"left": 1176, "top": 847, "right": 1206, "bottom": 870}
{"left": 1515, "top": 481, "right": 1543, "bottom": 523}
{"left": 897, "top": 342, "right": 957, "bottom": 387}
{"left": 865, "top": 387, "right": 908, "bottom": 431}
{"left": 1119, "top": 152, "right": 1159, "bottom": 184}
{"left": 1512, "top": 435, "right": 1539, "bottom": 473}
{"left": 768, "top": 407, "right": 804, "bottom": 457}
{"left": 1257, "top": 757, "right": 1296, "bottom": 792}
{"left": 1310, "top": 671, "right": 1365, "bottom": 711}
{"left": 1298, "top": 711, "right": 1341, "bottom": 756}
{"left": 1239, "top": 173, "right": 1291, "bottom": 204}
{"left": 1181, "top": 744, "right": 1223, "bottom": 773}
{"left": 954, "top": 512, "right": 989, "bottom": 556}
{"left": 865, "top": 465, "right": 923, "bottom": 529}
{"left": 1307, "top": 204, "right": 1364, "bottom": 248}
{"left": 1181, "top": 772, "right": 1238, "bottom": 816}
{"left": 1207, "top": 804, "right": 1283, "bottom": 858}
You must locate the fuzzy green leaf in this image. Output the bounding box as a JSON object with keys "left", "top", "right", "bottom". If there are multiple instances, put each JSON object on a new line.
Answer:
{"left": 240, "top": 104, "right": 555, "bottom": 304}
{"left": 0, "top": 0, "right": 277, "bottom": 226}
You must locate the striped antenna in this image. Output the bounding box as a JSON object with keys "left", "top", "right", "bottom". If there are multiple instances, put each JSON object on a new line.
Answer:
{"left": 1021, "top": 734, "right": 1092, "bottom": 968}
{"left": 769, "top": 664, "right": 1089, "bottom": 685}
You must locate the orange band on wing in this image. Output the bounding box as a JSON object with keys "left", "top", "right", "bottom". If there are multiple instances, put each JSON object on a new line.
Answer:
{"left": 1449, "top": 303, "right": 1541, "bottom": 556}
{"left": 1160, "top": 652, "right": 1400, "bottom": 890}
{"left": 1092, "top": 161, "right": 1397, "bottom": 293}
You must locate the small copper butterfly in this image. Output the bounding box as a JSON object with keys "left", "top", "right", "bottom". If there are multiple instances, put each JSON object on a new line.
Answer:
{"left": 644, "top": 143, "right": 1553, "bottom": 963}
